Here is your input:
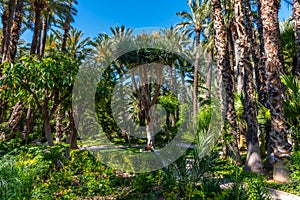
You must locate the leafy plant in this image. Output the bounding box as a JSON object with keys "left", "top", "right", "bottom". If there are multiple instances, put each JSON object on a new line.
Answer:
{"left": 289, "top": 151, "right": 300, "bottom": 193}
{"left": 282, "top": 75, "right": 300, "bottom": 150}
{"left": 1, "top": 53, "right": 80, "bottom": 146}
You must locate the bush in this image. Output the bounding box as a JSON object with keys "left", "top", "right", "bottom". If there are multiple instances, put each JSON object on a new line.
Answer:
{"left": 0, "top": 150, "right": 51, "bottom": 200}
{"left": 289, "top": 151, "right": 300, "bottom": 194}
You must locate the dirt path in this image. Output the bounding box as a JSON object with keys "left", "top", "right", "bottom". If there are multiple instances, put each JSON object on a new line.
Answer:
{"left": 269, "top": 188, "right": 300, "bottom": 200}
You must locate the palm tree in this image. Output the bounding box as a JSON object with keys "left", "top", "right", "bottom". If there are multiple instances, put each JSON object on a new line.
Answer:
{"left": 66, "top": 27, "right": 91, "bottom": 58}
{"left": 58, "top": 28, "right": 90, "bottom": 148}
{"left": 260, "top": 0, "right": 292, "bottom": 182}
{"left": 177, "top": 0, "right": 209, "bottom": 118}
{"left": 2, "top": 0, "right": 26, "bottom": 138}
{"left": 111, "top": 26, "right": 162, "bottom": 147}
{"left": 51, "top": 0, "right": 77, "bottom": 145}
{"left": 258, "top": 1, "right": 268, "bottom": 103}
{"left": 1, "top": 0, "right": 16, "bottom": 63}
{"left": 200, "top": 10, "right": 214, "bottom": 99}
{"left": 8, "top": 101, "right": 24, "bottom": 131}
{"left": 39, "top": 0, "right": 64, "bottom": 56}
{"left": 234, "top": 0, "right": 262, "bottom": 173}
{"left": 0, "top": 0, "right": 24, "bottom": 128}
{"left": 30, "top": 0, "right": 45, "bottom": 55}
{"left": 53, "top": 27, "right": 91, "bottom": 57}
{"left": 8, "top": 0, "right": 24, "bottom": 61}
{"left": 23, "top": 105, "right": 35, "bottom": 142}
{"left": 293, "top": 0, "right": 300, "bottom": 75}
{"left": 211, "top": 0, "right": 242, "bottom": 165}
{"left": 49, "top": 0, "right": 78, "bottom": 52}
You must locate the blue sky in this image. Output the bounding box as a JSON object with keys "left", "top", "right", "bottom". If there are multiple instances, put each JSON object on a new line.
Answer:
{"left": 22, "top": 0, "right": 293, "bottom": 41}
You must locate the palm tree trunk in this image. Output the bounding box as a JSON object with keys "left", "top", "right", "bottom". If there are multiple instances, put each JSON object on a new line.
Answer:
{"left": 4, "top": 0, "right": 24, "bottom": 138}
{"left": 8, "top": 101, "right": 24, "bottom": 131}
{"left": 227, "top": 26, "right": 236, "bottom": 92}
{"left": 2, "top": 0, "right": 16, "bottom": 63}
{"left": 212, "top": 0, "right": 242, "bottom": 165}
{"left": 23, "top": 106, "right": 34, "bottom": 142}
{"left": 294, "top": 0, "right": 300, "bottom": 75}
{"left": 264, "top": 121, "right": 274, "bottom": 170}
{"left": 193, "top": 30, "right": 200, "bottom": 118}
{"left": 62, "top": 16, "right": 71, "bottom": 52}
{"left": 68, "top": 109, "right": 78, "bottom": 149}
{"left": 40, "top": 16, "right": 48, "bottom": 57}
{"left": 0, "top": 99, "right": 7, "bottom": 123}
{"left": 206, "top": 50, "right": 213, "bottom": 98}
{"left": 261, "top": 0, "right": 292, "bottom": 182}
{"left": 30, "top": 0, "right": 44, "bottom": 55}
{"left": 256, "top": 0, "right": 268, "bottom": 107}
{"left": 1, "top": 5, "right": 8, "bottom": 58}
{"left": 232, "top": 26, "right": 243, "bottom": 94}
{"left": 9, "top": 0, "right": 24, "bottom": 61}
{"left": 242, "top": 0, "right": 263, "bottom": 173}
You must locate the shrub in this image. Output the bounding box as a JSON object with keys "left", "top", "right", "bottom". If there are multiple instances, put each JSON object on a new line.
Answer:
{"left": 289, "top": 150, "right": 300, "bottom": 194}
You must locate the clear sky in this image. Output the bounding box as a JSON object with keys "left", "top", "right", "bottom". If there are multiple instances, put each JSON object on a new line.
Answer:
{"left": 21, "top": 0, "right": 293, "bottom": 41}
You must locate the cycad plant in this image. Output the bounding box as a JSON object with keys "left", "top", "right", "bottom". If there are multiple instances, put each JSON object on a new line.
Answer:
{"left": 162, "top": 127, "right": 220, "bottom": 200}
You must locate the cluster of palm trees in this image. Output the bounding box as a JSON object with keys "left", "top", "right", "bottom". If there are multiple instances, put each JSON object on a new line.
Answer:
{"left": 177, "top": 0, "right": 299, "bottom": 182}
{"left": 0, "top": 0, "right": 299, "bottom": 183}
{"left": 0, "top": 0, "right": 89, "bottom": 149}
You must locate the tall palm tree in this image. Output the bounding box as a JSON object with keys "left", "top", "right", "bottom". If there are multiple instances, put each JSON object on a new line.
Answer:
{"left": 260, "top": 0, "right": 292, "bottom": 182}
{"left": 177, "top": 0, "right": 209, "bottom": 118}
{"left": 66, "top": 27, "right": 91, "bottom": 58}
{"left": 294, "top": 0, "right": 300, "bottom": 75}
{"left": 211, "top": 0, "right": 242, "bottom": 165}
{"left": 60, "top": 0, "right": 78, "bottom": 52}
{"left": 52, "top": 0, "right": 77, "bottom": 145}
{"left": 255, "top": 0, "right": 268, "bottom": 107}
{"left": 201, "top": 11, "right": 214, "bottom": 99}
{"left": 39, "top": 0, "right": 62, "bottom": 56}
{"left": 8, "top": 0, "right": 24, "bottom": 61}
{"left": 234, "top": 0, "right": 262, "bottom": 173}
{"left": 111, "top": 26, "right": 162, "bottom": 147}
{"left": 55, "top": 28, "right": 90, "bottom": 148}
{"left": 1, "top": 0, "right": 16, "bottom": 63}
{"left": 3, "top": 0, "right": 26, "bottom": 137}
{"left": 30, "top": 0, "right": 45, "bottom": 55}
{"left": 36, "top": 0, "right": 77, "bottom": 57}
{"left": 1, "top": 0, "right": 24, "bottom": 128}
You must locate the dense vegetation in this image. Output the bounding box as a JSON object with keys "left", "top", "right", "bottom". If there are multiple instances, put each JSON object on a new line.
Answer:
{"left": 0, "top": 0, "right": 299, "bottom": 199}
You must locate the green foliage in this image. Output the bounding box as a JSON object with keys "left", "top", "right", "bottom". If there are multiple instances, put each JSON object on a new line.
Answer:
{"left": 0, "top": 136, "right": 23, "bottom": 156}
{"left": 0, "top": 140, "right": 289, "bottom": 199}
{"left": 0, "top": 146, "right": 52, "bottom": 200}
{"left": 0, "top": 144, "right": 120, "bottom": 199}
{"left": 280, "top": 18, "right": 296, "bottom": 74}
{"left": 2, "top": 53, "right": 79, "bottom": 102}
{"left": 197, "top": 104, "right": 211, "bottom": 130}
{"left": 217, "top": 165, "right": 271, "bottom": 200}
{"left": 32, "top": 149, "right": 116, "bottom": 199}
{"left": 244, "top": 176, "right": 272, "bottom": 200}
{"left": 160, "top": 150, "right": 220, "bottom": 200}
{"left": 289, "top": 151, "right": 300, "bottom": 193}
{"left": 282, "top": 75, "right": 300, "bottom": 150}
{"left": 158, "top": 92, "right": 179, "bottom": 114}
{"left": 282, "top": 75, "right": 300, "bottom": 122}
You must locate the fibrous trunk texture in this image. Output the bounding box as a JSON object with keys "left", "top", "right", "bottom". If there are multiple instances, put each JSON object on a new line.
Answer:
{"left": 212, "top": 0, "right": 242, "bottom": 165}
{"left": 260, "top": 0, "right": 292, "bottom": 182}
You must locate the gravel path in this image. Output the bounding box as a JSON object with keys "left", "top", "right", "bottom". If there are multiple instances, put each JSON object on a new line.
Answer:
{"left": 269, "top": 188, "right": 300, "bottom": 200}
